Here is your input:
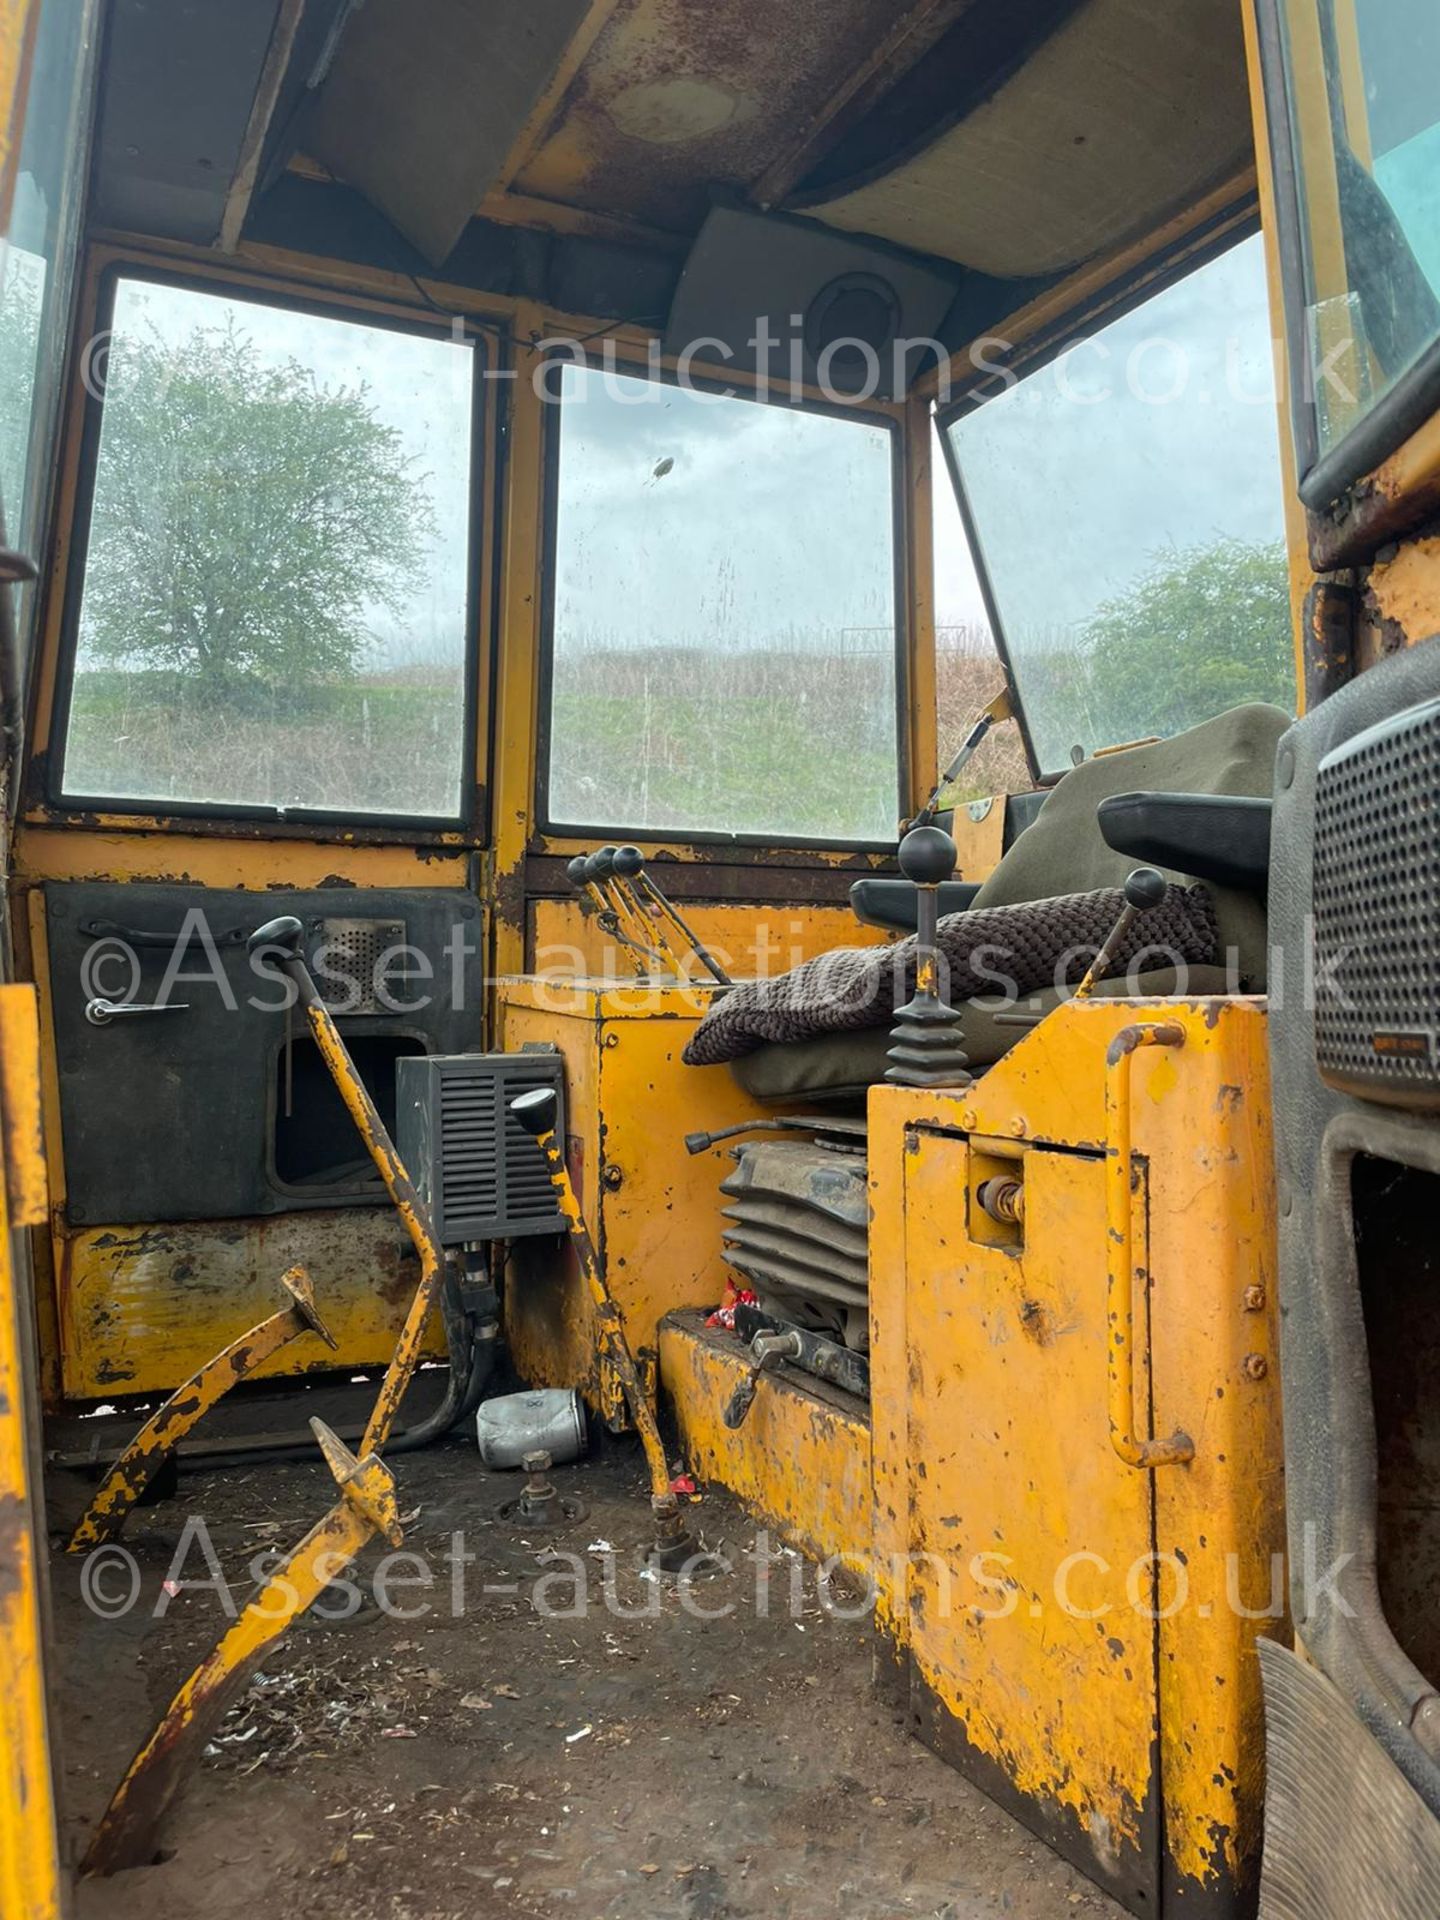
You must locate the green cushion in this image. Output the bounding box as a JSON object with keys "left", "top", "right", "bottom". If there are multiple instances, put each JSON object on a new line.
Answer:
{"left": 971, "top": 702, "right": 1288, "bottom": 988}
{"left": 730, "top": 965, "right": 1237, "bottom": 1102}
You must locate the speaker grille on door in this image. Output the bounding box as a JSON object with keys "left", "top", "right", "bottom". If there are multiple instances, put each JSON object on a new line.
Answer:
{"left": 395, "top": 1053, "right": 566, "bottom": 1244}
{"left": 317, "top": 917, "right": 408, "bottom": 1014}
{"left": 1314, "top": 695, "right": 1440, "bottom": 1105}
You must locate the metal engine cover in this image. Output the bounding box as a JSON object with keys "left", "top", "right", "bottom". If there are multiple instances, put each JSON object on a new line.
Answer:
{"left": 720, "top": 1127, "right": 868, "bottom": 1349}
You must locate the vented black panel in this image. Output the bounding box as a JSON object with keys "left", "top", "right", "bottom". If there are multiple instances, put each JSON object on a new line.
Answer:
{"left": 1314, "top": 695, "right": 1440, "bottom": 1106}
{"left": 396, "top": 1054, "right": 565, "bottom": 1245}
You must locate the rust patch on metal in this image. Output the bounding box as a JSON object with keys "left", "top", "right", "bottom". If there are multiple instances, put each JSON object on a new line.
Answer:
{"left": 514, "top": 0, "right": 904, "bottom": 229}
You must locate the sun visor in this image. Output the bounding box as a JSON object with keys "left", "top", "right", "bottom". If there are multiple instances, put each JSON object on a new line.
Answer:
{"left": 300, "top": 0, "right": 592, "bottom": 266}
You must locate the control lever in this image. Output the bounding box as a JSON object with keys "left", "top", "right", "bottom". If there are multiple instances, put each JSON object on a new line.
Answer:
{"left": 1075, "top": 867, "right": 1168, "bottom": 1001}
{"left": 884, "top": 824, "right": 971, "bottom": 1088}
{"left": 512, "top": 1086, "right": 701, "bottom": 1572}
{"left": 566, "top": 851, "right": 656, "bottom": 977}
{"left": 583, "top": 845, "right": 675, "bottom": 972}
{"left": 612, "top": 846, "right": 733, "bottom": 987}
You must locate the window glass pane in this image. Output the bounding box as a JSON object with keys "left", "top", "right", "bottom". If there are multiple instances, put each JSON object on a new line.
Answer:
{"left": 62, "top": 279, "right": 475, "bottom": 818}
{"left": 0, "top": 0, "right": 96, "bottom": 559}
{"left": 546, "top": 365, "right": 900, "bottom": 843}
{"left": 944, "top": 236, "right": 1294, "bottom": 775}
{"left": 932, "top": 427, "right": 1029, "bottom": 800}
{"left": 1280, "top": 0, "right": 1440, "bottom": 454}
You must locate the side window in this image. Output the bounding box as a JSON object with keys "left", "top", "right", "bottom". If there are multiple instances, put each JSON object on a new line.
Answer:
{"left": 544, "top": 364, "right": 901, "bottom": 845}
{"left": 0, "top": 0, "right": 97, "bottom": 627}
{"left": 932, "top": 426, "right": 1030, "bottom": 800}
{"left": 59, "top": 276, "right": 478, "bottom": 821}
{"left": 943, "top": 234, "right": 1294, "bottom": 776}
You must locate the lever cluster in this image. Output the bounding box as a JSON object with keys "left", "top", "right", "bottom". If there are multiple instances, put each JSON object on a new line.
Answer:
{"left": 565, "top": 845, "right": 732, "bottom": 987}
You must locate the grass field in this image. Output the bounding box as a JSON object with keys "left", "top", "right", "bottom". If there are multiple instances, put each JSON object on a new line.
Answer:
{"left": 62, "top": 629, "right": 1028, "bottom": 829}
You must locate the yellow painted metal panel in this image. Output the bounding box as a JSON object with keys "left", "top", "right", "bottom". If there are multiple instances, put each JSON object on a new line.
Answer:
{"left": 869, "top": 998, "right": 1283, "bottom": 1911}
{"left": 1145, "top": 1008, "right": 1286, "bottom": 1894}
{"left": 56, "top": 1211, "right": 443, "bottom": 1399}
{"left": 661, "top": 1310, "right": 872, "bottom": 1581}
{"left": 899, "top": 1131, "right": 1160, "bottom": 1897}
{"left": 497, "top": 980, "right": 778, "bottom": 1421}
{"left": 0, "top": 984, "right": 65, "bottom": 1920}
{"left": 528, "top": 897, "right": 887, "bottom": 980}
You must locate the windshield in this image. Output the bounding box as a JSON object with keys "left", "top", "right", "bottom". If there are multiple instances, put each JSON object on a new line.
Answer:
{"left": 1275, "top": 0, "right": 1440, "bottom": 458}
{"left": 942, "top": 235, "right": 1294, "bottom": 775}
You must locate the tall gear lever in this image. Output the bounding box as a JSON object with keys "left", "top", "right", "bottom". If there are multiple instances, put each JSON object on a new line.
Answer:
{"left": 511, "top": 1086, "right": 699, "bottom": 1572}
{"left": 885, "top": 824, "right": 973, "bottom": 1089}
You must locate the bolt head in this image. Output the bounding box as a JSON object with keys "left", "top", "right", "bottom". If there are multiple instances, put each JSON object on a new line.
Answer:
{"left": 1008, "top": 1115, "right": 1027, "bottom": 1138}
{"left": 1243, "top": 1353, "right": 1269, "bottom": 1381}
{"left": 1243, "top": 1286, "right": 1266, "bottom": 1312}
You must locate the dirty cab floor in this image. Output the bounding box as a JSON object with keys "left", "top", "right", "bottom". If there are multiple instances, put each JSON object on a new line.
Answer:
{"left": 51, "top": 1440, "right": 1124, "bottom": 1920}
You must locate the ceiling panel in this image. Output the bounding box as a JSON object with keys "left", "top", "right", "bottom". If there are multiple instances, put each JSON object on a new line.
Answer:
{"left": 514, "top": 0, "right": 904, "bottom": 234}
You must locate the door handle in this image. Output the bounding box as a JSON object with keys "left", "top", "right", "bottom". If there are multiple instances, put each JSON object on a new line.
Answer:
{"left": 85, "top": 999, "right": 190, "bottom": 1027}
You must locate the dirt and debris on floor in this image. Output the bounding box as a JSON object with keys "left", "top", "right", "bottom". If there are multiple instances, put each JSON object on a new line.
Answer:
{"left": 50, "top": 1437, "right": 1125, "bottom": 1920}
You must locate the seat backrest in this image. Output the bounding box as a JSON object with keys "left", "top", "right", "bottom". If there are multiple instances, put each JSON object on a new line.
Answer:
{"left": 970, "top": 703, "right": 1290, "bottom": 987}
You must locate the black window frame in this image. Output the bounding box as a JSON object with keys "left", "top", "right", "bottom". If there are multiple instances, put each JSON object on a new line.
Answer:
{"left": 934, "top": 215, "right": 1276, "bottom": 782}
{"left": 535, "top": 354, "right": 910, "bottom": 855}
{"left": 49, "top": 262, "right": 489, "bottom": 835}
{"left": 1253, "top": 0, "right": 1440, "bottom": 511}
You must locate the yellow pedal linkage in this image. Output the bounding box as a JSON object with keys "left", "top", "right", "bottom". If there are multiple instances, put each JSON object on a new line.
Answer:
{"left": 67, "top": 1266, "right": 337, "bottom": 1553}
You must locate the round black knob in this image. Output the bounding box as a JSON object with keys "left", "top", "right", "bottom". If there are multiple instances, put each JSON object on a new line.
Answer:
{"left": 613, "top": 845, "right": 644, "bottom": 878}
{"left": 1124, "top": 867, "right": 1168, "bottom": 912}
{"left": 247, "top": 915, "right": 304, "bottom": 959}
{"left": 897, "top": 824, "right": 958, "bottom": 889}
{"left": 566, "top": 855, "right": 590, "bottom": 889}
{"left": 591, "top": 845, "right": 619, "bottom": 880}
{"left": 511, "top": 1087, "right": 559, "bottom": 1139}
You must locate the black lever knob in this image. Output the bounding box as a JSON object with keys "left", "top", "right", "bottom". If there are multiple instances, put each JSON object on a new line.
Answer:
{"left": 247, "top": 915, "right": 304, "bottom": 959}
{"left": 613, "top": 845, "right": 645, "bottom": 879}
{"left": 897, "top": 824, "right": 958, "bottom": 889}
{"left": 1124, "top": 867, "right": 1168, "bottom": 912}
{"left": 566, "top": 855, "right": 591, "bottom": 890}
{"left": 587, "top": 845, "right": 619, "bottom": 882}
{"left": 511, "top": 1087, "right": 559, "bottom": 1139}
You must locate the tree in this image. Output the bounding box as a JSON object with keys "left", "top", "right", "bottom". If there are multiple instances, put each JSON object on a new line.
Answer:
{"left": 1079, "top": 538, "right": 1295, "bottom": 746}
{"left": 80, "top": 322, "right": 433, "bottom": 694}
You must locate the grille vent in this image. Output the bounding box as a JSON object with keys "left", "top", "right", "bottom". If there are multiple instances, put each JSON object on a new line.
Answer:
{"left": 395, "top": 1053, "right": 566, "bottom": 1244}
{"left": 316, "top": 917, "right": 408, "bottom": 1014}
{"left": 1314, "top": 696, "right": 1440, "bottom": 1106}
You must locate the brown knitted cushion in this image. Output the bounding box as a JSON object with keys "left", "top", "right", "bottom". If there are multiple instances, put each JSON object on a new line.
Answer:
{"left": 682, "top": 884, "right": 1219, "bottom": 1067}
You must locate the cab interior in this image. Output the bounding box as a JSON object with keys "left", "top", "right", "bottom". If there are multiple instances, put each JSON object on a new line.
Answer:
{"left": 0, "top": 0, "right": 1337, "bottom": 1914}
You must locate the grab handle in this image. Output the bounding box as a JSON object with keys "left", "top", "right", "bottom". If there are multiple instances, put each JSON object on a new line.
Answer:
{"left": 1105, "top": 1021, "right": 1194, "bottom": 1470}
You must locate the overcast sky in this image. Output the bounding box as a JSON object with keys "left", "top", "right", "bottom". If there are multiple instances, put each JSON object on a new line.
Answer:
{"left": 85, "top": 235, "right": 1309, "bottom": 754}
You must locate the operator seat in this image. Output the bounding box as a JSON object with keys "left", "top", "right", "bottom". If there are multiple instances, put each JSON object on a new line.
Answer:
{"left": 732, "top": 701, "right": 1288, "bottom": 1103}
